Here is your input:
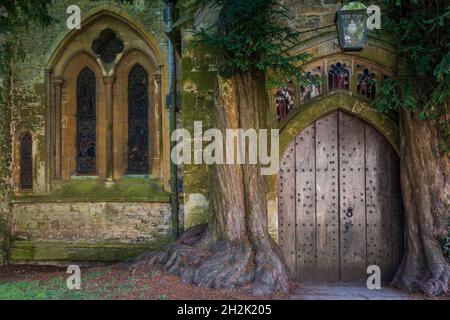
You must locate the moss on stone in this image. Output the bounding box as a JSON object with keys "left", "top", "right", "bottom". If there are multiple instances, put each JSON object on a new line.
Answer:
{"left": 12, "top": 178, "right": 170, "bottom": 203}
{"left": 10, "top": 239, "right": 171, "bottom": 262}
{"left": 181, "top": 38, "right": 217, "bottom": 229}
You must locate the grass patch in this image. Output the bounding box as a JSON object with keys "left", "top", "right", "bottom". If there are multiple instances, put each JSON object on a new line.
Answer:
{"left": 0, "top": 270, "right": 146, "bottom": 300}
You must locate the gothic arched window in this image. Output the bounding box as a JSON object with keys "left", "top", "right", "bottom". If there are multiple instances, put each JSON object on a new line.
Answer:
{"left": 328, "top": 62, "right": 350, "bottom": 91}
{"left": 20, "top": 132, "right": 33, "bottom": 190}
{"left": 357, "top": 68, "right": 376, "bottom": 100}
{"left": 76, "top": 67, "right": 97, "bottom": 175}
{"left": 127, "top": 64, "right": 149, "bottom": 174}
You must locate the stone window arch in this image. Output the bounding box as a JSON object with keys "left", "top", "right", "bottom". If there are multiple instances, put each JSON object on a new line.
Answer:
{"left": 46, "top": 12, "right": 167, "bottom": 186}
{"left": 113, "top": 49, "right": 161, "bottom": 179}
{"left": 58, "top": 53, "right": 105, "bottom": 179}
{"left": 19, "top": 132, "right": 33, "bottom": 190}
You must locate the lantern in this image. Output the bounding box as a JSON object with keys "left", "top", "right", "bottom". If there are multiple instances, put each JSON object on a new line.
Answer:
{"left": 336, "top": 1, "right": 368, "bottom": 51}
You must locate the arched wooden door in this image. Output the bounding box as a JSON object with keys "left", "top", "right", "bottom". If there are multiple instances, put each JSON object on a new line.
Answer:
{"left": 278, "top": 110, "right": 403, "bottom": 282}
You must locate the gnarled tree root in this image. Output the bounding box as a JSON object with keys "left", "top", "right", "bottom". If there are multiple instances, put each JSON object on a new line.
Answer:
{"left": 129, "top": 224, "right": 290, "bottom": 296}
{"left": 392, "top": 241, "right": 450, "bottom": 296}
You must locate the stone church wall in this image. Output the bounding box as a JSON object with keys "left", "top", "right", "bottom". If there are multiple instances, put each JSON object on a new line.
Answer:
{"left": 4, "top": 0, "right": 173, "bottom": 263}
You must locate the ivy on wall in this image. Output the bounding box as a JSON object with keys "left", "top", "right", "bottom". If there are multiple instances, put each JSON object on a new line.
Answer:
{"left": 0, "top": 0, "right": 55, "bottom": 260}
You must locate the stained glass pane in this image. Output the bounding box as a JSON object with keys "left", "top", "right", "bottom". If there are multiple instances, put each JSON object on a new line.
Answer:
{"left": 328, "top": 62, "right": 350, "bottom": 91}
{"left": 357, "top": 68, "right": 376, "bottom": 100}
{"left": 76, "top": 67, "right": 96, "bottom": 175}
{"left": 276, "top": 85, "right": 295, "bottom": 122}
{"left": 300, "top": 72, "right": 321, "bottom": 103}
{"left": 128, "top": 64, "right": 149, "bottom": 174}
{"left": 20, "top": 132, "right": 32, "bottom": 190}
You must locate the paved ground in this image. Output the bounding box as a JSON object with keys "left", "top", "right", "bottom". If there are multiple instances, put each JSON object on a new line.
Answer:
{"left": 290, "top": 282, "right": 416, "bottom": 300}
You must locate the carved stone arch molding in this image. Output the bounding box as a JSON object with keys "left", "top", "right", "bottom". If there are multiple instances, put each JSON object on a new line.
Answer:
{"left": 44, "top": 7, "right": 168, "bottom": 189}
{"left": 279, "top": 93, "right": 400, "bottom": 157}
{"left": 46, "top": 6, "right": 164, "bottom": 71}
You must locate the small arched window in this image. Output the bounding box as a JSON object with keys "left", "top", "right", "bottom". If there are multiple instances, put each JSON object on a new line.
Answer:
{"left": 76, "top": 67, "right": 97, "bottom": 175}
{"left": 357, "top": 68, "right": 376, "bottom": 100}
{"left": 328, "top": 62, "right": 350, "bottom": 91}
{"left": 20, "top": 132, "right": 33, "bottom": 190}
{"left": 275, "top": 85, "right": 295, "bottom": 122}
{"left": 127, "top": 64, "right": 149, "bottom": 174}
{"left": 300, "top": 72, "right": 321, "bottom": 103}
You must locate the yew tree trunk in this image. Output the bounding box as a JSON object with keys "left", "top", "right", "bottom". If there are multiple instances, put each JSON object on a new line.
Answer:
{"left": 207, "top": 72, "right": 290, "bottom": 295}
{"left": 131, "top": 72, "right": 290, "bottom": 295}
{"left": 130, "top": 0, "right": 291, "bottom": 296}
{"left": 393, "top": 108, "right": 450, "bottom": 296}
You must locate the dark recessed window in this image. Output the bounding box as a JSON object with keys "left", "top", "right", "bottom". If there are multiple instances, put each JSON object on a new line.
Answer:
{"left": 127, "top": 64, "right": 149, "bottom": 174}
{"left": 20, "top": 132, "right": 33, "bottom": 190}
{"left": 92, "top": 28, "right": 124, "bottom": 64}
{"left": 76, "top": 67, "right": 97, "bottom": 175}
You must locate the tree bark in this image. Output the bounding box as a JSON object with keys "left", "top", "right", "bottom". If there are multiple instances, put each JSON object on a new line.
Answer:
{"left": 131, "top": 73, "right": 290, "bottom": 295}
{"left": 392, "top": 108, "right": 450, "bottom": 296}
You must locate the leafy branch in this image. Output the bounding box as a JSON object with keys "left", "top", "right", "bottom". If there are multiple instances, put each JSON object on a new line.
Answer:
{"left": 193, "top": 0, "right": 310, "bottom": 83}
{"left": 375, "top": 0, "right": 450, "bottom": 153}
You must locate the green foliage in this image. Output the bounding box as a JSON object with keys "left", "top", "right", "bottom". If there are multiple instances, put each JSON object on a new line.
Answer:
{"left": 0, "top": 0, "right": 55, "bottom": 32}
{"left": 194, "top": 0, "right": 310, "bottom": 82}
{"left": 375, "top": 0, "right": 450, "bottom": 153}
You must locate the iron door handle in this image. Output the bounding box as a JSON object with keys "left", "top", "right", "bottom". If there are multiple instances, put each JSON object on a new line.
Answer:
{"left": 346, "top": 207, "right": 354, "bottom": 218}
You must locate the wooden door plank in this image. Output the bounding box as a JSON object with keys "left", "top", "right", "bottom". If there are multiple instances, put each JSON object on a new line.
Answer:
{"left": 295, "top": 121, "right": 316, "bottom": 281}
{"left": 314, "top": 111, "right": 340, "bottom": 281}
{"left": 339, "top": 111, "right": 367, "bottom": 281}
{"left": 278, "top": 139, "right": 297, "bottom": 277}
{"left": 365, "top": 123, "right": 394, "bottom": 281}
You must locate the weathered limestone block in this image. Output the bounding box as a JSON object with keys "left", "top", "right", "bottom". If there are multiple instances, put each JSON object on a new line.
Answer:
{"left": 11, "top": 202, "right": 171, "bottom": 243}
